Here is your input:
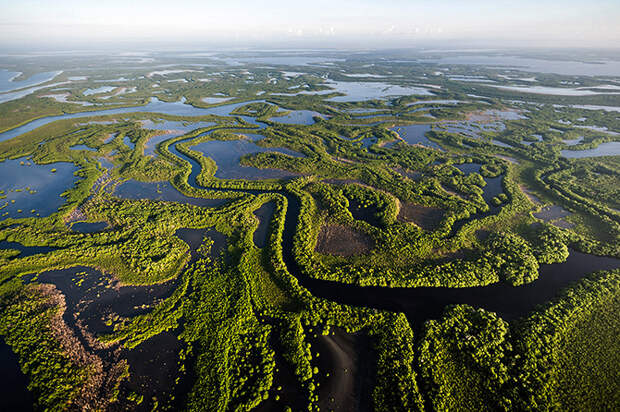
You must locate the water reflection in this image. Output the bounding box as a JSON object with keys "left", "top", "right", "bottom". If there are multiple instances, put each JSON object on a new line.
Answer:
{"left": 0, "top": 157, "right": 79, "bottom": 220}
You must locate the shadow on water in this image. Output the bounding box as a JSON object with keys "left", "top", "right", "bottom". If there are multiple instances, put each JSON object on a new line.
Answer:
{"left": 69, "top": 221, "right": 109, "bottom": 233}
{"left": 253, "top": 201, "right": 276, "bottom": 248}
{"left": 114, "top": 180, "right": 229, "bottom": 208}
{"left": 0, "top": 240, "right": 58, "bottom": 258}
{"left": 15, "top": 227, "right": 225, "bottom": 410}
{"left": 0, "top": 339, "right": 33, "bottom": 411}
{"left": 0, "top": 157, "right": 79, "bottom": 221}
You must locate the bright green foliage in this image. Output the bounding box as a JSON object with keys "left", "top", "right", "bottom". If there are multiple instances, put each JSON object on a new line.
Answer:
{"left": 486, "top": 232, "right": 539, "bottom": 285}
{"left": 0, "top": 55, "right": 618, "bottom": 411}
{"left": 0, "top": 282, "right": 96, "bottom": 410}
{"left": 373, "top": 313, "right": 425, "bottom": 412}
{"left": 418, "top": 305, "right": 512, "bottom": 411}
{"left": 513, "top": 270, "right": 620, "bottom": 411}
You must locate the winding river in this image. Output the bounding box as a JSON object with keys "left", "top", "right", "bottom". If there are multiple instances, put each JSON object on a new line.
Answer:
{"left": 165, "top": 118, "right": 620, "bottom": 329}
{"left": 1, "top": 98, "right": 619, "bottom": 409}
{"left": 1, "top": 97, "right": 617, "bottom": 328}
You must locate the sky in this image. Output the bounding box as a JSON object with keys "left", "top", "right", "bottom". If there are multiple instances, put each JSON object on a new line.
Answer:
{"left": 0, "top": 0, "right": 619, "bottom": 50}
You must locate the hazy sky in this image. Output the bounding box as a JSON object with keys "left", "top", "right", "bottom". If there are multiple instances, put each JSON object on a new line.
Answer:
{"left": 1, "top": 0, "right": 619, "bottom": 49}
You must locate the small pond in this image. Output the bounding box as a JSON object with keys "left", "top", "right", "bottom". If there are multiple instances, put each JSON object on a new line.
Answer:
{"left": 69, "top": 221, "right": 109, "bottom": 233}
{"left": 253, "top": 201, "right": 277, "bottom": 248}
{"left": 455, "top": 162, "right": 482, "bottom": 174}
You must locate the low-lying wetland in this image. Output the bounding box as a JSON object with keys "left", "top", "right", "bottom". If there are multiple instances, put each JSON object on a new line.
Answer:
{"left": 1, "top": 50, "right": 619, "bottom": 412}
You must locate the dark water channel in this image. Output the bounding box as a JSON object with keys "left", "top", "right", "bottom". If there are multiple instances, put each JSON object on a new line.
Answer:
{"left": 0, "top": 339, "right": 33, "bottom": 411}
{"left": 2, "top": 90, "right": 619, "bottom": 408}
{"left": 14, "top": 227, "right": 223, "bottom": 410}
{"left": 253, "top": 201, "right": 276, "bottom": 248}
{"left": 0, "top": 240, "right": 58, "bottom": 258}
{"left": 448, "top": 175, "right": 504, "bottom": 235}
{"left": 389, "top": 124, "right": 443, "bottom": 150}
{"left": 172, "top": 140, "right": 620, "bottom": 333}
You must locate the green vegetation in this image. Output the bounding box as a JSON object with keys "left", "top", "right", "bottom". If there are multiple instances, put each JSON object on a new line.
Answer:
{"left": 513, "top": 270, "right": 620, "bottom": 411}
{"left": 0, "top": 52, "right": 618, "bottom": 410}
{"left": 419, "top": 305, "right": 512, "bottom": 411}
{"left": 418, "top": 269, "right": 620, "bottom": 411}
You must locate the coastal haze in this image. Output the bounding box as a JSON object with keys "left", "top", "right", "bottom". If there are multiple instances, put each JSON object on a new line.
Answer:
{"left": 0, "top": 1, "right": 619, "bottom": 412}
{"left": 1, "top": 0, "right": 619, "bottom": 49}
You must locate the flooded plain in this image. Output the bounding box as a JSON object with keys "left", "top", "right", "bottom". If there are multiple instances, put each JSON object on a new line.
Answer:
{"left": 191, "top": 138, "right": 302, "bottom": 180}
{"left": 389, "top": 125, "right": 442, "bottom": 150}
{"left": 0, "top": 157, "right": 79, "bottom": 220}
{"left": 0, "top": 69, "right": 62, "bottom": 93}
{"left": 561, "top": 142, "right": 620, "bottom": 158}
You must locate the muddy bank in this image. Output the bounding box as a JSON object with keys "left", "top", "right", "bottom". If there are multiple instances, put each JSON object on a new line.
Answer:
{"left": 17, "top": 227, "right": 224, "bottom": 410}
{"left": 392, "top": 166, "right": 422, "bottom": 181}
{"left": 315, "top": 224, "right": 374, "bottom": 256}
{"left": 397, "top": 203, "right": 444, "bottom": 231}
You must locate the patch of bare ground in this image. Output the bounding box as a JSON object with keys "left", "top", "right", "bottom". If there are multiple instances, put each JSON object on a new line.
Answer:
{"left": 64, "top": 206, "right": 86, "bottom": 223}
{"left": 315, "top": 224, "right": 373, "bottom": 256}
{"left": 397, "top": 203, "right": 445, "bottom": 231}
{"left": 465, "top": 110, "right": 495, "bottom": 122}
